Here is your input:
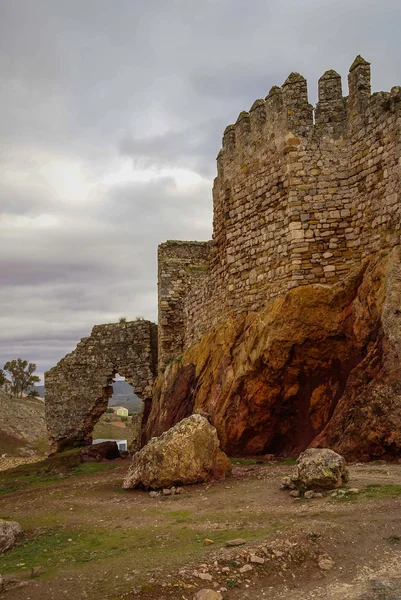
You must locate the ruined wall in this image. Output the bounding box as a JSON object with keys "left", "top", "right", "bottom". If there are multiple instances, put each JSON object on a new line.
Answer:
{"left": 45, "top": 320, "right": 157, "bottom": 452}
{"left": 158, "top": 241, "right": 210, "bottom": 369}
{"left": 159, "top": 57, "right": 400, "bottom": 359}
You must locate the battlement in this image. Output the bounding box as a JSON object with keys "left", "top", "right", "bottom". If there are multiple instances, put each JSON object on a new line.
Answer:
{"left": 217, "top": 56, "right": 401, "bottom": 181}
{"left": 158, "top": 56, "right": 401, "bottom": 367}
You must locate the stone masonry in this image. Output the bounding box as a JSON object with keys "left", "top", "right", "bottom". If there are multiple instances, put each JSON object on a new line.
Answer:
{"left": 45, "top": 320, "right": 157, "bottom": 452}
{"left": 158, "top": 241, "right": 210, "bottom": 369}
{"left": 158, "top": 56, "right": 401, "bottom": 366}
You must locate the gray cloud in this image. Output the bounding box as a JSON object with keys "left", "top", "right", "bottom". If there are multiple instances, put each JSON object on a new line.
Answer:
{"left": 0, "top": 0, "right": 400, "bottom": 375}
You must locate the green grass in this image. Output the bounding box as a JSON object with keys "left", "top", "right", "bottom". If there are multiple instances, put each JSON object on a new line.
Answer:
{"left": 0, "top": 452, "right": 119, "bottom": 495}
{"left": 167, "top": 509, "right": 192, "bottom": 523}
{"left": 360, "top": 484, "right": 401, "bottom": 498}
{"left": 230, "top": 458, "right": 267, "bottom": 466}
{"left": 0, "top": 522, "right": 274, "bottom": 581}
{"left": 332, "top": 484, "right": 401, "bottom": 503}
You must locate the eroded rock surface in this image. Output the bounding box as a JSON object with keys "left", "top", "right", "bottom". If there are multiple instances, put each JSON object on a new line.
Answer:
{"left": 123, "top": 414, "right": 231, "bottom": 490}
{"left": 0, "top": 519, "right": 23, "bottom": 553}
{"left": 144, "top": 248, "right": 401, "bottom": 461}
{"left": 286, "top": 448, "right": 349, "bottom": 491}
{"left": 45, "top": 320, "right": 157, "bottom": 452}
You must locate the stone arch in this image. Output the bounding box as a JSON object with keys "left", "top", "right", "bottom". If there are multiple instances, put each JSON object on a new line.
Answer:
{"left": 45, "top": 320, "right": 158, "bottom": 452}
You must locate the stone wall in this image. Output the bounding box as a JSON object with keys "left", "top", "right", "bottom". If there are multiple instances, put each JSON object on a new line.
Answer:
{"left": 158, "top": 241, "right": 210, "bottom": 369}
{"left": 158, "top": 56, "right": 401, "bottom": 362}
{"left": 45, "top": 320, "right": 157, "bottom": 452}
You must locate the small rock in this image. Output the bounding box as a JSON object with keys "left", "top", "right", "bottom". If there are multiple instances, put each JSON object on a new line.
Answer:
{"left": 203, "top": 539, "right": 214, "bottom": 546}
{"left": 149, "top": 491, "right": 160, "bottom": 498}
{"left": 225, "top": 538, "right": 247, "bottom": 547}
{"left": 0, "top": 520, "right": 23, "bottom": 553}
{"left": 193, "top": 590, "right": 223, "bottom": 600}
{"left": 175, "top": 487, "right": 184, "bottom": 494}
{"left": 304, "top": 490, "right": 315, "bottom": 499}
{"left": 221, "top": 567, "right": 230, "bottom": 573}
{"left": 318, "top": 556, "right": 335, "bottom": 571}
{"left": 290, "top": 490, "right": 300, "bottom": 498}
{"left": 280, "top": 476, "right": 295, "bottom": 490}
{"left": 250, "top": 554, "right": 265, "bottom": 564}
{"left": 314, "top": 492, "right": 323, "bottom": 498}
{"left": 162, "top": 488, "right": 172, "bottom": 496}
{"left": 239, "top": 564, "right": 253, "bottom": 573}
{"left": 197, "top": 572, "right": 213, "bottom": 582}
{"left": 31, "top": 566, "right": 43, "bottom": 578}
{"left": 349, "top": 488, "right": 359, "bottom": 494}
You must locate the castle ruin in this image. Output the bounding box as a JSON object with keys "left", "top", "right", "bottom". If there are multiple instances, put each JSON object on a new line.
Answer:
{"left": 158, "top": 56, "right": 401, "bottom": 368}
{"left": 46, "top": 56, "right": 401, "bottom": 452}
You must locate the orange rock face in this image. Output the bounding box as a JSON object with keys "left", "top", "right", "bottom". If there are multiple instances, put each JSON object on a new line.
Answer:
{"left": 143, "top": 248, "right": 401, "bottom": 461}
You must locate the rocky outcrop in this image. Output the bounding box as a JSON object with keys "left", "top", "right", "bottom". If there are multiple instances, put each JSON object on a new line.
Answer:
{"left": 284, "top": 448, "right": 349, "bottom": 491}
{"left": 143, "top": 248, "right": 401, "bottom": 461}
{"left": 123, "top": 414, "right": 231, "bottom": 490}
{"left": 0, "top": 519, "right": 23, "bottom": 553}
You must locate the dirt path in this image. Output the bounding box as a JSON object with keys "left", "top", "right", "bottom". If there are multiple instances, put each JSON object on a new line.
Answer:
{"left": 0, "top": 461, "right": 400, "bottom": 599}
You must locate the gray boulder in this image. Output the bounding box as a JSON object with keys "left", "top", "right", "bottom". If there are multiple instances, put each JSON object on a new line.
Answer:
{"left": 123, "top": 414, "right": 231, "bottom": 490}
{"left": 0, "top": 519, "right": 23, "bottom": 553}
{"left": 288, "top": 448, "right": 349, "bottom": 491}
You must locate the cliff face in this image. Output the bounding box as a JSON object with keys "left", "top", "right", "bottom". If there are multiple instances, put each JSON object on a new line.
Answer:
{"left": 143, "top": 247, "right": 401, "bottom": 461}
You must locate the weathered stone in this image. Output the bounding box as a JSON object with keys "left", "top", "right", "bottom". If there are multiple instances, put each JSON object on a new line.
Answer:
{"left": 304, "top": 490, "right": 315, "bottom": 499}
{"left": 239, "top": 564, "right": 253, "bottom": 573}
{"left": 290, "top": 449, "right": 349, "bottom": 491}
{"left": 123, "top": 415, "right": 231, "bottom": 490}
{"left": 145, "top": 248, "right": 401, "bottom": 461}
{"left": 0, "top": 520, "right": 23, "bottom": 553}
{"left": 157, "top": 57, "right": 401, "bottom": 371}
{"left": 250, "top": 554, "right": 265, "bottom": 564}
{"left": 45, "top": 320, "right": 157, "bottom": 452}
{"left": 225, "top": 539, "right": 247, "bottom": 547}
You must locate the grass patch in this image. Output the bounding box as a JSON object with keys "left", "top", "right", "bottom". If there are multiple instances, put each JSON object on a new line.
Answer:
{"left": 0, "top": 521, "right": 274, "bottom": 583}
{"left": 0, "top": 451, "right": 119, "bottom": 495}
{"left": 167, "top": 510, "right": 192, "bottom": 523}
{"left": 360, "top": 484, "right": 401, "bottom": 498}
{"left": 331, "top": 484, "right": 401, "bottom": 503}
{"left": 230, "top": 458, "right": 266, "bottom": 466}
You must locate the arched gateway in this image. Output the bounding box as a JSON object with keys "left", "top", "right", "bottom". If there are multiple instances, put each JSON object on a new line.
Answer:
{"left": 45, "top": 320, "right": 158, "bottom": 452}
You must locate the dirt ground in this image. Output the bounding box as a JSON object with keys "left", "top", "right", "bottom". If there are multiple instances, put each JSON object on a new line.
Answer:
{"left": 1, "top": 459, "right": 401, "bottom": 600}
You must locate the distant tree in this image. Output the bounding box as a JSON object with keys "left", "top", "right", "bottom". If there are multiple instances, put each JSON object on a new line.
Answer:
{"left": 3, "top": 359, "right": 40, "bottom": 398}
{"left": 0, "top": 369, "right": 5, "bottom": 387}
{"left": 27, "top": 389, "right": 40, "bottom": 398}
{"left": 106, "top": 407, "right": 114, "bottom": 413}
{"left": 119, "top": 316, "right": 127, "bottom": 324}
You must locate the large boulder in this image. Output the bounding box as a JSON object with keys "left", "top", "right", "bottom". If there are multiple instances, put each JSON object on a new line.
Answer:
{"left": 0, "top": 520, "right": 23, "bottom": 553}
{"left": 287, "top": 448, "right": 349, "bottom": 491}
{"left": 123, "top": 414, "right": 231, "bottom": 490}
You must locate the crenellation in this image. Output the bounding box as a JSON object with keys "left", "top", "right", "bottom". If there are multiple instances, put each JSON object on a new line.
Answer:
{"left": 282, "top": 72, "right": 313, "bottom": 135}
{"left": 157, "top": 56, "right": 400, "bottom": 366}
{"left": 348, "top": 55, "right": 371, "bottom": 123}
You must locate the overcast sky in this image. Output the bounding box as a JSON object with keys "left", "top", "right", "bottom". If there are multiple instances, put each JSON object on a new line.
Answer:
{"left": 0, "top": 0, "right": 400, "bottom": 380}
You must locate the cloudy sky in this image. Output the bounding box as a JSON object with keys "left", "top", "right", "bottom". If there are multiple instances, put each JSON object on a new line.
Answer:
{"left": 1, "top": 0, "right": 400, "bottom": 380}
